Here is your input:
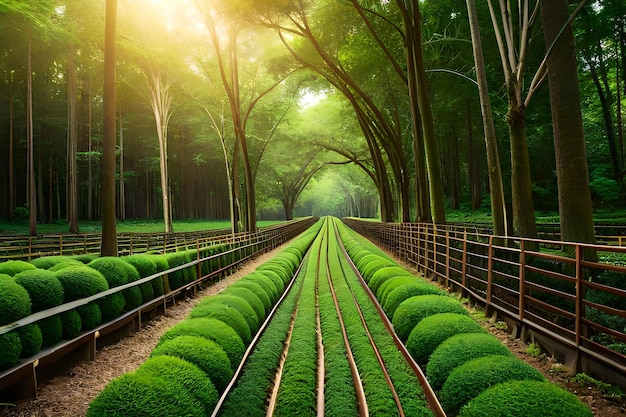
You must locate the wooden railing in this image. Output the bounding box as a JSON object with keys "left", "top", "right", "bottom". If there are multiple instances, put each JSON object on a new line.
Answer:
{"left": 343, "top": 218, "right": 626, "bottom": 389}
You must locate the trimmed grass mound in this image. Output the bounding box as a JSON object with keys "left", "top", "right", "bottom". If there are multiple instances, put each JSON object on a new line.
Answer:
{"left": 87, "top": 372, "right": 205, "bottom": 416}
{"left": 191, "top": 294, "right": 259, "bottom": 334}
{"left": 406, "top": 313, "right": 486, "bottom": 364}
{"left": 60, "top": 309, "right": 82, "bottom": 339}
{"left": 17, "top": 323, "right": 42, "bottom": 357}
{"left": 0, "top": 331, "right": 22, "bottom": 370}
{"left": 29, "top": 256, "right": 71, "bottom": 269}
{"left": 440, "top": 354, "right": 545, "bottom": 414}
{"left": 158, "top": 317, "right": 245, "bottom": 366}
{"left": 392, "top": 295, "right": 468, "bottom": 341}
{"left": 369, "top": 266, "right": 411, "bottom": 290}
{"left": 228, "top": 280, "right": 273, "bottom": 313}
{"left": 382, "top": 282, "right": 442, "bottom": 317}
{"left": 77, "top": 303, "right": 102, "bottom": 330}
{"left": 151, "top": 335, "right": 233, "bottom": 392}
{"left": 135, "top": 355, "right": 219, "bottom": 414}
{"left": 14, "top": 269, "right": 64, "bottom": 312}
{"left": 222, "top": 286, "right": 266, "bottom": 324}
{"left": 188, "top": 301, "right": 252, "bottom": 345}
{"left": 0, "top": 260, "right": 37, "bottom": 276}
{"left": 459, "top": 380, "right": 593, "bottom": 417}
{"left": 38, "top": 315, "right": 63, "bottom": 347}
{"left": 0, "top": 278, "right": 32, "bottom": 325}
{"left": 426, "top": 333, "right": 513, "bottom": 391}
{"left": 55, "top": 266, "right": 109, "bottom": 302}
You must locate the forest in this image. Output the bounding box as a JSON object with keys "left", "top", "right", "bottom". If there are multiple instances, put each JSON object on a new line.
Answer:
{"left": 0, "top": 0, "right": 624, "bottom": 242}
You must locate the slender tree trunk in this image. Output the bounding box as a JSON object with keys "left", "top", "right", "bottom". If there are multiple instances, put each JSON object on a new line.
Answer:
{"left": 466, "top": 0, "right": 507, "bottom": 235}
{"left": 101, "top": 0, "right": 118, "bottom": 256}
{"left": 540, "top": 0, "right": 596, "bottom": 246}
{"left": 27, "top": 35, "right": 37, "bottom": 236}
{"left": 68, "top": 45, "right": 79, "bottom": 233}
{"left": 118, "top": 108, "right": 125, "bottom": 222}
{"left": 87, "top": 77, "right": 94, "bottom": 220}
{"left": 9, "top": 85, "right": 14, "bottom": 221}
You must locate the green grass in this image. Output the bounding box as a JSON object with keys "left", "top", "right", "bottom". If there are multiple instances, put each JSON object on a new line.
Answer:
{"left": 0, "top": 219, "right": 285, "bottom": 236}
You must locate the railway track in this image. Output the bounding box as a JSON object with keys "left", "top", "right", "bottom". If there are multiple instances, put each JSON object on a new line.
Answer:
{"left": 214, "top": 217, "right": 443, "bottom": 416}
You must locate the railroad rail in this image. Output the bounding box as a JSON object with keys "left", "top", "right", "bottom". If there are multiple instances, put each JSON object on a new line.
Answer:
{"left": 214, "top": 217, "right": 443, "bottom": 416}
{"left": 0, "top": 218, "right": 317, "bottom": 403}
{"left": 343, "top": 218, "right": 626, "bottom": 389}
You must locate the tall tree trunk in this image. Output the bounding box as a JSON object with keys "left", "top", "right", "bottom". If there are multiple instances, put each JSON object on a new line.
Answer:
{"left": 8, "top": 84, "right": 14, "bottom": 221}
{"left": 118, "top": 108, "right": 125, "bottom": 222}
{"left": 466, "top": 0, "right": 507, "bottom": 235}
{"left": 540, "top": 0, "right": 596, "bottom": 246}
{"left": 87, "top": 77, "right": 94, "bottom": 221}
{"left": 101, "top": 0, "right": 118, "bottom": 256}
{"left": 27, "top": 35, "right": 37, "bottom": 236}
{"left": 68, "top": 45, "right": 79, "bottom": 234}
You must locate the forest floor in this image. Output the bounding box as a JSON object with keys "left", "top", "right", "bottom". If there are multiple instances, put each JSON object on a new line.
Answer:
{"left": 1, "top": 241, "right": 625, "bottom": 417}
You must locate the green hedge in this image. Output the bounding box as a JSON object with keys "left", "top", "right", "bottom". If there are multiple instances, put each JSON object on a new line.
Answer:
{"left": 188, "top": 301, "right": 252, "bottom": 344}
{"left": 228, "top": 280, "right": 273, "bottom": 313}
{"left": 426, "top": 333, "right": 513, "bottom": 391}
{"left": 49, "top": 260, "right": 84, "bottom": 271}
{"left": 440, "top": 354, "right": 545, "bottom": 414}
{"left": 158, "top": 317, "right": 245, "bottom": 366}
{"left": 459, "top": 380, "right": 592, "bottom": 417}
{"left": 29, "top": 256, "right": 71, "bottom": 269}
{"left": 17, "top": 323, "right": 42, "bottom": 357}
{"left": 406, "top": 313, "right": 486, "bottom": 364}
{"left": 88, "top": 257, "right": 128, "bottom": 287}
{"left": 255, "top": 269, "right": 286, "bottom": 295}
{"left": 361, "top": 258, "right": 396, "bottom": 282}
{"left": 0, "top": 331, "right": 22, "bottom": 370}
{"left": 392, "top": 295, "right": 468, "bottom": 341}
{"left": 135, "top": 355, "right": 219, "bottom": 414}
{"left": 14, "top": 269, "right": 64, "bottom": 312}
{"left": 369, "top": 266, "right": 411, "bottom": 291}
{"left": 191, "top": 294, "right": 259, "bottom": 334}
{"left": 60, "top": 309, "right": 82, "bottom": 339}
{"left": 98, "top": 293, "right": 126, "bottom": 322}
{"left": 0, "top": 278, "right": 32, "bottom": 325}
{"left": 87, "top": 372, "right": 205, "bottom": 416}
{"left": 382, "top": 282, "right": 443, "bottom": 317}
{"left": 0, "top": 260, "right": 37, "bottom": 276}
{"left": 89, "top": 257, "right": 143, "bottom": 312}
{"left": 38, "top": 315, "right": 63, "bottom": 347}
{"left": 222, "top": 286, "right": 266, "bottom": 324}
{"left": 77, "top": 303, "right": 102, "bottom": 330}
{"left": 55, "top": 266, "right": 109, "bottom": 302}
{"left": 122, "top": 255, "right": 157, "bottom": 302}
{"left": 151, "top": 335, "right": 233, "bottom": 392}
{"left": 244, "top": 272, "right": 280, "bottom": 303}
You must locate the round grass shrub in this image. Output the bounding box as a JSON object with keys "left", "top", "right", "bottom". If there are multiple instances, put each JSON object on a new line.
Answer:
{"left": 87, "top": 372, "right": 205, "bottom": 417}
{"left": 222, "top": 286, "right": 266, "bottom": 324}
{"left": 14, "top": 269, "right": 64, "bottom": 312}
{"left": 257, "top": 260, "right": 291, "bottom": 281}
{"left": 426, "top": 333, "right": 513, "bottom": 391}
{"left": 122, "top": 255, "right": 157, "bottom": 302}
{"left": 191, "top": 295, "right": 259, "bottom": 335}
{"left": 69, "top": 253, "right": 99, "bottom": 264}
{"left": 441, "top": 355, "right": 545, "bottom": 413}
{"left": 61, "top": 309, "right": 82, "bottom": 339}
{"left": 55, "top": 266, "right": 109, "bottom": 302}
{"left": 49, "top": 260, "right": 84, "bottom": 271}
{"left": 38, "top": 315, "right": 63, "bottom": 347}
{"left": 77, "top": 303, "right": 102, "bottom": 330}
{"left": 229, "top": 280, "right": 272, "bottom": 313}
{"left": 158, "top": 318, "right": 245, "bottom": 366}
{"left": 17, "top": 323, "right": 43, "bottom": 357}
{"left": 29, "top": 256, "right": 71, "bottom": 270}
{"left": 459, "top": 380, "right": 592, "bottom": 417}
{"left": 0, "top": 278, "right": 32, "bottom": 325}
{"left": 189, "top": 301, "right": 251, "bottom": 344}
{"left": 383, "top": 282, "right": 444, "bottom": 318}
{"left": 406, "top": 313, "right": 486, "bottom": 364}
{"left": 165, "top": 251, "right": 193, "bottom": 290}
{"left": 147, "top": 254, "right": 168, "bottom": 296}
{"left": 136, "top": 355, "right": 219, "bottom": 414}
{"left": 256, "top": 269, "right": 286, "bottom": 294}
{"left": 245, "top": 272, "right": 280, "bottom": 302}
{"left": 369, "top": 266, "right": 412, "bottom": 291}
{"left": 0, "top": 331, "right": 22, "bottom": 370}
{"left": 361, "top": 258, "right": 396, "bottom": 282}
{"left": 151, "top": 335, "right": 233, "bottom": 392}
{"left": 356, "top": 253, "right": 384, "bottom": 272}
{"left": 0, "top": 260, "right": 37, "bottom": 276}
{"left": 88, "top": 257, "right": 129, "bottom": 288}
{"left": 120, "top": 262, "right": 144, "bottom": 311}
{"left": 392, "top": 295, "right": 468, "bottom": 341}
{"left": 98, "top": 293, "right": 126, "bottom": 322}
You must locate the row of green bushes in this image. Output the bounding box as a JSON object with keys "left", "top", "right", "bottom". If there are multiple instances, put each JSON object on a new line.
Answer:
{"left": 88, "top": 220, "right": 324, "bottom": 416}
{"left": 337, "top": 221, "right": 593, "bottom": 417}
{"left": 0, "top": 240, "right": 262, "bottom": 371}
{"left": 328, "top": 218, "right": 432, "bottom": 416}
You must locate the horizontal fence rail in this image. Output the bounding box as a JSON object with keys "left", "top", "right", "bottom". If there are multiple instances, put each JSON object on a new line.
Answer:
{"left": 0, "top": 217, "right": 318, "bottom": 403}
{"left": 343, "top": 218, "right": 626, "bottom": 389}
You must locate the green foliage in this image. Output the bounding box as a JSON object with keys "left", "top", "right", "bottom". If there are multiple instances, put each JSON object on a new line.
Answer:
{"left": 222, "top": 286, "right": 266, "bottom": 325}
{"left": 0, "top": 278, "right": 31, "bottom": 326}
{"left": 392, "top": 295, "right": 468, "bottom": 341}
{"left": 427, "top": 333, "right": 513, "bottom": 391}
{"left": 88, "top": 257, "right": 129, "bottom": 288}
{"left": 406, "top": 313, "right": 486, "bottom": 364}
{"left": 0, "top": 332, "right": 22, "bottom": 370}
{"left": 29, "top": 256, "right": 72, "bottom": 269}
{"left": 87, "top": 372, "right": 205, "bottom": 416}
{"left": 69, "top": 254, "right": 100, "bottom": 264}
{"left": 256, "top": 262, "right": 291, "bottom": 284}
{"left": 376, "top": 276, "right": 418, "bottom": 305}
{"left": 526, "top": 342, "right": 542, "bottom": 357}
{"left": 60, "top": 309, "right": 82, "bottom": 339}
{"left": 49, "top": 260, "right": 84, "bottom": 271}
{"left": 158, "top": 318, "right": 245, "bottom": 366}
{"left": 38, "top": 315, "right": 63, "bottom": 347}
{"left": 122, "top": 255, "right": 158, "bottom": 301}
{"left": 245, "top": 272, "right": 280, "bottom": 303}
{"left": 76, "top": 303, "right": 101, "bottom": 330}
{"left": 98, "top": 293, "right": 126, "bottom": 322}
{"left": 440, "top": 355, "right": 545, "bottom": 413}
{"left": 228, "top": 280, "right": 273, "bottom": 313}
{"left": 188, "top": 301, "right": 251, "bottom": 345}
{"left": 590, "top": 166, "right": 621, "bottom": 203}
{"left": 0, "top": 260, "right": 36, "bottom": 276}
{"left": 55, "top": 266, "right": 109, "bottom": 302}
{"left": 14, "top": 269, "right": 64, "bottom": 312}
{"left": 16, "top": 324, "right": 43, "bottom": 358}
{"left": 383, "top": 282, "right": 443, "bottom": 318}
{"left": 191, "top": 294, "right": 260, "bottom": 335}
{"left": 368, "top": 266, "right": 411, "bottom": 291}
{"left": 459, "top": 380, "right": 593, "bottom": 417}
{"left": 255, "top": 269, "right": 286, "bottom": 294}
{"left": 151, "top": 335, "right": 233, "bottom": 392}
{"left": 586, "top": 270, "right": 626, "bottom": 344}
{"left": 135, "top": 356, "right": 219, "bottom": 414}
{"left": 147, "top": 254, "right": 168, "bottom": 296}
{"left": 361, "top": 258, "right": 396, "bottom": 282}
{"left": 571, "top": 373, "right": 624, "bottom": 397}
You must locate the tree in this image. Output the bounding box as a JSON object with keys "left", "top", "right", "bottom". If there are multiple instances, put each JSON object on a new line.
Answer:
{"left": 100, "top": 0, "right": 118, "bottom": 256}
{"left": 540, "top": 0, "right": 595, "bottom": 245}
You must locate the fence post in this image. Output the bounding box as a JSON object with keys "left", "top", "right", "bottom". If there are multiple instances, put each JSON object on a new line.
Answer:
{"left": 462, "top": 230, "right": 467, "bottom": 289}
{"left": 486, "top": 235, "right": 494, "bottom": 317}
{"left": 519, "top": 240, "right": 526, "bottom": 322}
{"left": 575, "top": 244, "right": 583, "bottom": 349}
{"left": 59, "top": 235, "right": 63, "bottom": 256}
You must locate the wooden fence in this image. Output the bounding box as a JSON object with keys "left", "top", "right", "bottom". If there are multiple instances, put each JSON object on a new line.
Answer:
{"left": 343, "top": 219, "right": 626, "bottom": 389}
